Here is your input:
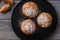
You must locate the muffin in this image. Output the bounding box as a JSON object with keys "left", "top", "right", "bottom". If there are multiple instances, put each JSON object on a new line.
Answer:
{"left": 22, "top": 2, "right": 39, "bottom": 18}
{"left": 0, "top": 4, "right": 10, "bottom": 13}
{"left": 21, "top": 19, "right": 36, "bottom": 35}
{"left": 37, "top": 12, "right": 52, "bottom": 28}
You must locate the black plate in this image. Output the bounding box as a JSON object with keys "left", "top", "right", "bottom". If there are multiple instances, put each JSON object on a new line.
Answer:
{"left": 11, "top": 0, "right": 57, "bottom": 40}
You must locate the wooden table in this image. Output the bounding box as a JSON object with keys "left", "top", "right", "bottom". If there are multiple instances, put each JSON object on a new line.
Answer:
{"left": 0, "top": 0, "right": 60, "bottom": 40}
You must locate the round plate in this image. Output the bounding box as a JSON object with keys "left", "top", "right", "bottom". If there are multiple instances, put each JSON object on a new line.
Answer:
{"left": 11, "top": 0, "right": 57, "bottom": 40}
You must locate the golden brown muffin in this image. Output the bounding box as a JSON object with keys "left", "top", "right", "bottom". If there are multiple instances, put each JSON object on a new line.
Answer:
{"left": 21, "top": 19, "right": 36, "bottom": 35}
{"left": 0, "top": 4, "right": 10, "bottom": 13}
{"left": 37, "top": 12, "right": 52, "bottom": 28}
{"left": 22, "top": 2, "right": 39, "bottom": 18}
{"left": 2, "top": 0, "right": 14, "bottom": 5}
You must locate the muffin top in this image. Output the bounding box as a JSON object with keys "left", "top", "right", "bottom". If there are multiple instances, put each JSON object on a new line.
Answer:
{"left": 22, "top": 2, "right": 39, "bottom": 18}
{"left": 37, "top": 12, "right": 52, "bottom": 28}
{"left": 21, "top": 19, "right": 36, "bottom": 35}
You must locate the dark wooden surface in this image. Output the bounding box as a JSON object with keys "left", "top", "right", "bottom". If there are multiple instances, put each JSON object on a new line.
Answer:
{"left": 0, "top": 0, "right": 60, "bottom": 40}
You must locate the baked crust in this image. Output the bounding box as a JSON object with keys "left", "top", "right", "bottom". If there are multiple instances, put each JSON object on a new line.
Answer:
{"left": 22, "top": 2, "right": 39, "bottom": 18}
{"left": 0, "top": 4, "right": 10, "bottom": 13}
{"left": 37, "top": 12, "right": 52, "bottom": 28}
{"left": 21, "top": 19, "right": 36, "bottom": 35}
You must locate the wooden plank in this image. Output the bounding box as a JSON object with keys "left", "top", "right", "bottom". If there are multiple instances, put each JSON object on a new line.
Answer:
{"left": 14, "top": 0, "right": 60, "bottom": 1}
{"left": 49, "top": 1, "right": 60, "bottom": 20}
{"left": 0, "top": 20, "right": 20, "bottom": 40}
{"left": 0, "top": 0, "right": 60, "bottom": 40}
{"left": 48, "top": 0, "right": 60, "bottom": 1}
{"left": 0, "top": 20, "right": 60, "bottom": 40}
{"left": 0, "top": 1, "right": 21, "bottom": 20}
{"left": 0, "top": 1, "right": 60, "bottom": 20}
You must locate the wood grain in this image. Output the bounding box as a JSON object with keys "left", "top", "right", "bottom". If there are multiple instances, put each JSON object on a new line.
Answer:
{"left": 0, "top": 20, "right": 60, "bottom": 40}
{"left": 0, "top": 0, "right": 60, "bottom": 40}
{"left": 0, "top": 20, "right": 20, "bottom": 40}
{"left": 0, "top": 1, "right": 60, "bottom": 20}
{"left": 14, "top": 0, "right": 60, "bottom": 1}
{"left": 0, "top": 1, "right": 20, "bottom": 20}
